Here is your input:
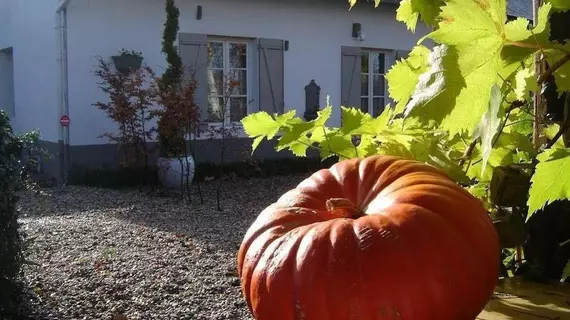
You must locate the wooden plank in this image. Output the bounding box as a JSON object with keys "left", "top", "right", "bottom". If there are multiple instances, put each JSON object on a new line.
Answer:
{"left": 477, "top": 277, "right": 570, "bottom": 319}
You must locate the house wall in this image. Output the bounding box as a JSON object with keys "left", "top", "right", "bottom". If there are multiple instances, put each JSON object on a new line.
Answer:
{"left": 8, "top": 0, "right": 60, "bottom": 141}
{"left": 0, "top": 0, "right": 12, "bottom": 50}
{"left": 0, "top": 48, "right": 15, "bottom": 121}
{"left": 65, "top": 0, "right": 431, "bottom": 148}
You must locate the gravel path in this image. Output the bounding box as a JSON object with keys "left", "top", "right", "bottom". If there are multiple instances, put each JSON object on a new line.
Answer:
{"left": 18, "top": 174, "right": 307, "bottom": 320}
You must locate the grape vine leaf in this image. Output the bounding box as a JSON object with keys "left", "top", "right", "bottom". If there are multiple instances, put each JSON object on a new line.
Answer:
{"left": 241, "top": 110, "right": 296, "bottom": 153}
{"left": 544, "top": 123, "right": 566, "bottom": 148}
{"left": 420, "top": 0, "right": 508, "bottom": 136}
{"left": 319, "top": 130, "right": 356, "bottom": 160}
{"left": 514, "top": 67, "right": 538, "bottom": 101}
{"left": 385, "top": 45, "right": 430, "bottom": 114}
{"left": 473, "top": 84, "right": 503, "bottom": 175}
{"left": 275, "top": 107, "right": 333, "bottom": 157}
{"left": 340, "top": 107, "right": 373, "bottom": 135}
{"left": 404, "top": 45, "right": 465, "bottom": 128}
{"left": 395, "top": 0, "right": 444, "bottom": 31}
{"left": 544, "top": 49, "right": 570, "bottom": 92}
{"left": 547, "top": 0, "right": 570, "bottom": 10}
{"left": 396, "top": 0, "right": 419, "bottom": 32}
{"left": 527, "top": 148, "right": 570, "bottom": 217}
{"left": 501, "top": 2, "right": 570, "bottom": 91}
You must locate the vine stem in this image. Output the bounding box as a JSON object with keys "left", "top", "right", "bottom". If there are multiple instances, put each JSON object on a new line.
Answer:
{"left": 546, "top": 94, "right": 570, "bottom": 148}
{"left": 458, "top": 100, "right": 525, "bottom": 166}
{"left": 536, "top": 54, "right": 570, "bottom": 85}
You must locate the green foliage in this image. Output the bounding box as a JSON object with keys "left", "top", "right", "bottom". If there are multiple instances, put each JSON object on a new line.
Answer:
{"left": 244, "top": 0, "right": 570, "bottom": 226}
{"left": 527, "top": 147, "right": 570, "bottom": 218}
{"left": 157, "top": 0, "right": 186, "bottom": 158}
{"left": 0, "top": 111, "right": 42, "bottom": 318}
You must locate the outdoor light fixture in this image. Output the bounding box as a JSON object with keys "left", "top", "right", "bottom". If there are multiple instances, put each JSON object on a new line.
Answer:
{"left": 352, "top": 22, "right": 365, "bottom": 41}
{"left": 352, "top": 22, "right": 361, "bottom": 38}
{"left": 197, "top": 5, "right": 202, "bottom": 20}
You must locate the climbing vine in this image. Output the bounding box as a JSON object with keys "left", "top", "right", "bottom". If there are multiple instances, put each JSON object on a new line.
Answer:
{"left": 241, "top": 0, "right": 570, "bottom": 281}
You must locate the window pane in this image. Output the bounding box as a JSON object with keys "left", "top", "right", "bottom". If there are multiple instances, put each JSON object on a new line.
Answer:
{"left": 208, "top": 42, "right": 224, "bottom": 68}
{"left": 371, "top": 53, "right": 385, "bottom": 73}
{"left": 230, "top": 97, "right": 247, "bottom": 122}
{"left": 361, "top": 98, "right": 369, "bottom": 113}
{"left": 361, "top": 74, "right": 369, "bottom": 96}
{"left": 361, "top": 52, "right": 369, "bottom": 72}
{"left": 208, "top": 96, "right": 225, "bottom": 122}
{"left": 373, "top": 98, "right": 385, "bottom": 116}
{"left": 229, "top": 43, "right": 247, "bottom": 68}
{"left": 207, "top": 69, "right": 224, "bottom": 95}
{"left": 228, "top": 69, "right": 247, "bottom": 95}
{"left": 373, "top": 75, "right": 385, "bottom": 96}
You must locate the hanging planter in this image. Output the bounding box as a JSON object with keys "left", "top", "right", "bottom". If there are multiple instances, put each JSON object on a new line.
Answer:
{"left": 111, "top": 49, "right": 143, "bottom": 75}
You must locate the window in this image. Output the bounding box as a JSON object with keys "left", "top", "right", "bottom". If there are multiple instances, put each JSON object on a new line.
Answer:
{"left": 360, "top": 51, "right": 388, "bottom": 116}
{"left": 207, "top": 39, "right": 249, "bottom": 124}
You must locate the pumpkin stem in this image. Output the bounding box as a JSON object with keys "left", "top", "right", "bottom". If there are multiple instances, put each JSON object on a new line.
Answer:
{"left": 325, "top": 198, "right": 363, "bottom": 219}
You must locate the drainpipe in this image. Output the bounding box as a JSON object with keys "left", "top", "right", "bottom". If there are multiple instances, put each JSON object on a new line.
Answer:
{"left": 56, "top": 0, "right": 70, "bottom": 184}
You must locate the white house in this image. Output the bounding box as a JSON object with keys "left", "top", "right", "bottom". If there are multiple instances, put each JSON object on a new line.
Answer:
{"left": 0, "top": 0, "right": 532, "bottom": 182}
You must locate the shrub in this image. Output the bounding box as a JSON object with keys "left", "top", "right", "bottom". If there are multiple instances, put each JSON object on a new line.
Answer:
{"left": 0, "top": 110, "right": 41, "bottom": 318}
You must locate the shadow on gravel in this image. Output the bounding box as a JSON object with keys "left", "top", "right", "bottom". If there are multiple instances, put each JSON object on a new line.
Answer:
{"left": 19, "top": 174, "right": 307, "bottom": 253}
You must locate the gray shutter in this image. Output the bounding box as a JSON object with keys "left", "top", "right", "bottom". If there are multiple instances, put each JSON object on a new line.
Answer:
{"left": 179, "top": 33, "right": 209, "bottom": 123}
{"left": 341, "top": 46, "right": 361, "bottom": 110}
{"left": 258, "top": 38, "right": 285, "bottom": 114}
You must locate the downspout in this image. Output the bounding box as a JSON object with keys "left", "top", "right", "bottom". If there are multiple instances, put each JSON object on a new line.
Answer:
{"left": 56, "top": 0, "right": 70, "bottom": 184}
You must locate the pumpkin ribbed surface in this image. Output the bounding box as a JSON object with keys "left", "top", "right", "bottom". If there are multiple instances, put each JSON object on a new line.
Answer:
{"left": 237, "top": 155, "right": 500, "bottom": 320}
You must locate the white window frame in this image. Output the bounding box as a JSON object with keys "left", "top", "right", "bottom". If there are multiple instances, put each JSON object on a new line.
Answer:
{"left": 360, "top": 49, "right": 394, "bottom": 116}
{"left": 206, "top": 37, "right": 253, "bottom": 126}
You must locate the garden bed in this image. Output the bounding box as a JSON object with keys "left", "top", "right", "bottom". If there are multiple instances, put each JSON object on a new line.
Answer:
{"left": 17, "top": 175, "right": 570, "bottom": 320}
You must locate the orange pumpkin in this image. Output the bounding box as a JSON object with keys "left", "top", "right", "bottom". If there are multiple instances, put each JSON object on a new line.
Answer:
{"left": 237, "top": 155, "right": 500, "bottom": 320}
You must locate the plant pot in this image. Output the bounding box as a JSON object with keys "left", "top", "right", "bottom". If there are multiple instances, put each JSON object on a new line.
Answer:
{"left": 157, "top": 156, "right": 195, "bottom": 189}
{"left": 111, "top": 55, "right": 143, "bottom": 75}
{"left": 489, "top": 165, "right": 531, "bottom": 207}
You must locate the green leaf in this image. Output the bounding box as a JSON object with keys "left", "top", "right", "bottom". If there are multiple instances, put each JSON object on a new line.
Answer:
{"left": 421, "top": 0, "right": 507, "bottom": 136}
{"left": 562, "top": 260, "right": 570, "bottom": 283}
{"left": 496, "top": 131, "right": 535, "bottom": 156}
{"left": 386, "top": 45, "right": 430, "bottom": 114}
{"left": 473, "top": 84, "right": 503, "bottom": 176}
{"left": 502, "top": 3, "right": 551, "bottom": 64}
{"left": 546, "top": 0, "right": 570, "bottom": 10}
{"left": 276, "top": 121, "right": 315, "bottom": 157}
{"left": 396, "top": 0, "right": 444, "bottom": 31}
{"left": 544, "top": 123, "right": 566, "bottom": 148}
{"left": 544, "top": 49, "right": 570, "bottom": 92}
{"left": 504, "top": 18, "right": 533, "bottom": 42}
{"left": 241, "top": 110, "right": 296, "bottom": 153}
{"left": 319, "top": 131, "right": 356, "bottom": 160}
{"left": 505, "top": 109, "right": 533, "bottom": 136}
{"left": 356, "top": 135, "right": 378, "bottom": 158}
{"left": 527, "top": 148, "right": 570, "bottom": 217}
{"left": 514, "top": 67, "right": 538, "bottom": 101}
{"left": 396, "top": 0, "right": 419, "bottom": 32}
{"left": 340, "top": 107, "right": 373, "bottom": 134}
{"left": 403, "top": 45, "right": 466, "bottom": 129}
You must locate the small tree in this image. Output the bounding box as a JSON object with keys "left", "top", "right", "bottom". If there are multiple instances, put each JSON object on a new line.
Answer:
{"left": 93, "top": 55, "right": 158, "bottom": 187}
{"left": 204, "top": 71, "right": 251, "bottom": 211}
{"left": 156, "top": 0, "right": 185, "bottom": 158}
{"left": 154, "top": 75, "right": 204, "bottom": 202}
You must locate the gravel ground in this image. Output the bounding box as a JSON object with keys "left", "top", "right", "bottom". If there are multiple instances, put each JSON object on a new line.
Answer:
{"left": 17, "top": 174, "right": 308, "bottom": 320}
